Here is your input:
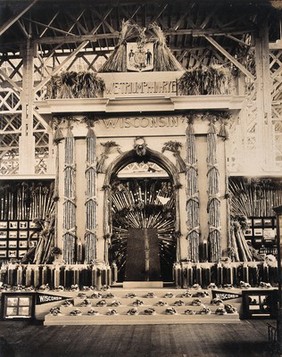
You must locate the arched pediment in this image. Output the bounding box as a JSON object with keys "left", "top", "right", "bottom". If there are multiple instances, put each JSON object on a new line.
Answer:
{"left": 104, "top": 147, "right": 180, "bottom": 187}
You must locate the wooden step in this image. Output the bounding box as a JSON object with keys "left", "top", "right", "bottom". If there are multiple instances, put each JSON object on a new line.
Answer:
{"left": 43, "top": 287, "right": 241, "bottom": 326}
{"left": 44, "top": 312, "right": 240, "bottom": 326}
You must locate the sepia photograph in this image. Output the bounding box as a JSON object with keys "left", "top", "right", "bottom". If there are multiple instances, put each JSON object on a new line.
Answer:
{"left": 0, "top": 0, "right": 282, "bottom": 356}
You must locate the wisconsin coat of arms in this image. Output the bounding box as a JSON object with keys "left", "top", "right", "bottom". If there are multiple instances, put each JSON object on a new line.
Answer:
{"left": 127, "top": 42, "right": 154, "bottom": 72}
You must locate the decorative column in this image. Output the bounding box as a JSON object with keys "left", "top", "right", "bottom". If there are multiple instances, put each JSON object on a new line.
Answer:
{"left": 85, "top": 125, "right": 97, "bottom": 263}
{"left": 207, "top": 118, "right": 221, "bottom": 262}
{"left": 52, "top": 119, "right": 64, "bottom": 249}
{"left": 103, "top": 185, "right": 112, "bottom": 264}
{"left": 185, "top": 119, "right": 200, "bottom": 262}
{"left": 62, "top": 125, "right": 76, "bottom": 263}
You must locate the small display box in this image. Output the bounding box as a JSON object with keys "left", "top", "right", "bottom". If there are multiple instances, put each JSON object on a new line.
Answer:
{"left": 1, "top": 292, "right": 35, "bottom": 320}
{"left": 242, "top": 289, "right": 278, "bottom": 319}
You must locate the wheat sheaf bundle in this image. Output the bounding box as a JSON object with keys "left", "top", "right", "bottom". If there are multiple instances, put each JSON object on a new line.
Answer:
{"left": 99, "top": 20, "right": 183, "bottom": 72}
{"left": 149, "top": 23, "right": 183, "bottom": 72}
{"left": 100, "top": 20, "right": 139, "bottom": 72}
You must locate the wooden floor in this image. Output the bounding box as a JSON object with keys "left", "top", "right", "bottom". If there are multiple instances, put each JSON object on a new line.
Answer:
{"left": 0, "top": 319, "right": 276, "bottom": 357}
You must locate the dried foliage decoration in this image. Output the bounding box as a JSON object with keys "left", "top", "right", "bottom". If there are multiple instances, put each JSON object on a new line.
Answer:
{"left": 178, "top": 66, "right": 229, "bottom": 95}
{"left": 45, "top": 71, "right": 105, "bottom": 99}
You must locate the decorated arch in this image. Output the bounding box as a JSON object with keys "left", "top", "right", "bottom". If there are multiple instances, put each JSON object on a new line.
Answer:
{"left": 103, "top": 146, "right": 181, "bottom": 282}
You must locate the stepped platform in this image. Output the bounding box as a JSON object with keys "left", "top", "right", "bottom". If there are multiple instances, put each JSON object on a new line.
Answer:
{"left": 44, "top": 287, "right": 241, "bottom": 326}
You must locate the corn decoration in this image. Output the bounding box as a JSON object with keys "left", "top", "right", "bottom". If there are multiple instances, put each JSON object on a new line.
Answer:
{"left": 33, "top": 215, "right": 55, "bottom": 264}
{"left": 63, "top": 125, "right": 76, "bottom": 263}
{"left": 185, "top": 119, "right": 200, "bottom": 262}
{"left": 85, "top": 126, "right": 97, "bottom": 263}
{"left": 207, "top": 118, "right": 221, "bottom": 262}
{"left": 229, "top": 178, "right": 282, "bottom": 217}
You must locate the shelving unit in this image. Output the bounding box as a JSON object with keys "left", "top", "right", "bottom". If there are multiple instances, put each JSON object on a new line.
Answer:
{"left": 0, "top": 179, "right": 54, "bottom": 261}
{"left": 0, "top": 220, "right": 39, "bottom": 259}
{"left": 244, "top": 217, "right": 277, "bottom": 255}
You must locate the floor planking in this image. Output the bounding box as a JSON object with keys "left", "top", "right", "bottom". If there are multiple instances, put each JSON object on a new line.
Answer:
{"left": 0, "top": 319, "right": 276, "bottom": 357}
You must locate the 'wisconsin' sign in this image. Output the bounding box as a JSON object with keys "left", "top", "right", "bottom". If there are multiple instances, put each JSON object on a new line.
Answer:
{"left": 212, "top": 290, "right": 242, "bottom": 301}
{"left": 36, "top": 293, "right": 72, "bottom": 305}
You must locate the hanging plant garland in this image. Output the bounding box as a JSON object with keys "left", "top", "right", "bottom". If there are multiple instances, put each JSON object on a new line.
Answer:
{"left": 97, "top": 141, "right": 120, "bottom": 174}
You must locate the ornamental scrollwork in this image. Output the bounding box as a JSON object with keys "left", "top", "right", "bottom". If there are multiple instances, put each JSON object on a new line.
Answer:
{"left": 97, "top": 141, "right": 121, "bottom": 173}
{"left": 162, "top": 141, "right": 186, "bottom": 173}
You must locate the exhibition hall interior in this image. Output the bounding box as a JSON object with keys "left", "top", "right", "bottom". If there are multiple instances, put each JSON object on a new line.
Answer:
{"left": 0, "top": 0, "right": 282, "bottom": 355}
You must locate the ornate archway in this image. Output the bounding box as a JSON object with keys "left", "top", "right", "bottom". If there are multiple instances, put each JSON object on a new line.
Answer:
{"left": 104, "top": 147, "right": 181, "bottom": 282}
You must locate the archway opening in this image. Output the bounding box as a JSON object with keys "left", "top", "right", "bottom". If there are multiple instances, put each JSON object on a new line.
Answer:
{"left": 109, "top": 161, "right": 176, "bottom": 282}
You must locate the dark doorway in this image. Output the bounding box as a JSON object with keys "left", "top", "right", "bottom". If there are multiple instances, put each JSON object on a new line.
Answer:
{"left": 125, "top": 228, "right": 161, "bottom": 281}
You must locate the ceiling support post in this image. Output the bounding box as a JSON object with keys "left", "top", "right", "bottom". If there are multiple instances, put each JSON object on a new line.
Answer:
{"left": 19, "top": 40, "right": 36, "bottom": 174}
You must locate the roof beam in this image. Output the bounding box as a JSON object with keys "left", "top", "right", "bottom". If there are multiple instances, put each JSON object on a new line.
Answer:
{"left": 89, "top": 8, "right": 114, "bottom": 35}
{"left": 39, "top": 11, "right": 60, "bottom": 38}
{"left": 24, "top": 18, "right": 78, "bottom": 37}
{"left": 67, "top": 11, "right": 88, "bottom": 35}
{"left": 0, "top": 69, "right": 22, "bottom": 92}
{"left": 16, "top": 19, "right": 31, "bottom": 39}
{"left": 91, "top": 8, "right": 116, "bottom": 34}
{"left": 32, "top": 27, "right": 254, "bottom": 46}
{"left": 0, "top": 0, "right": 39, "bottom": 36}
{"left": 34, "top": 33, "right": 118, "bottom": 45}
{"left": 203, "top": 35, "right": 255, "bottom": 81}
{"left": 34, "top": 41, "right": 89, "bottom": 93}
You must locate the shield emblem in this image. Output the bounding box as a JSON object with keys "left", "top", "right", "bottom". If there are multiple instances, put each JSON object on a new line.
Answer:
{"left": 127, "top": 42, "right": 154, "bottom": 72}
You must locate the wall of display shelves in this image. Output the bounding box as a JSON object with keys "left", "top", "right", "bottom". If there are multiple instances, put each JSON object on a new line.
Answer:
{"left": 0, "top": 220, "right": 39, "bottom": 260}
{"left": 244, "top": 216, "right": 277, "bottom": 255}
